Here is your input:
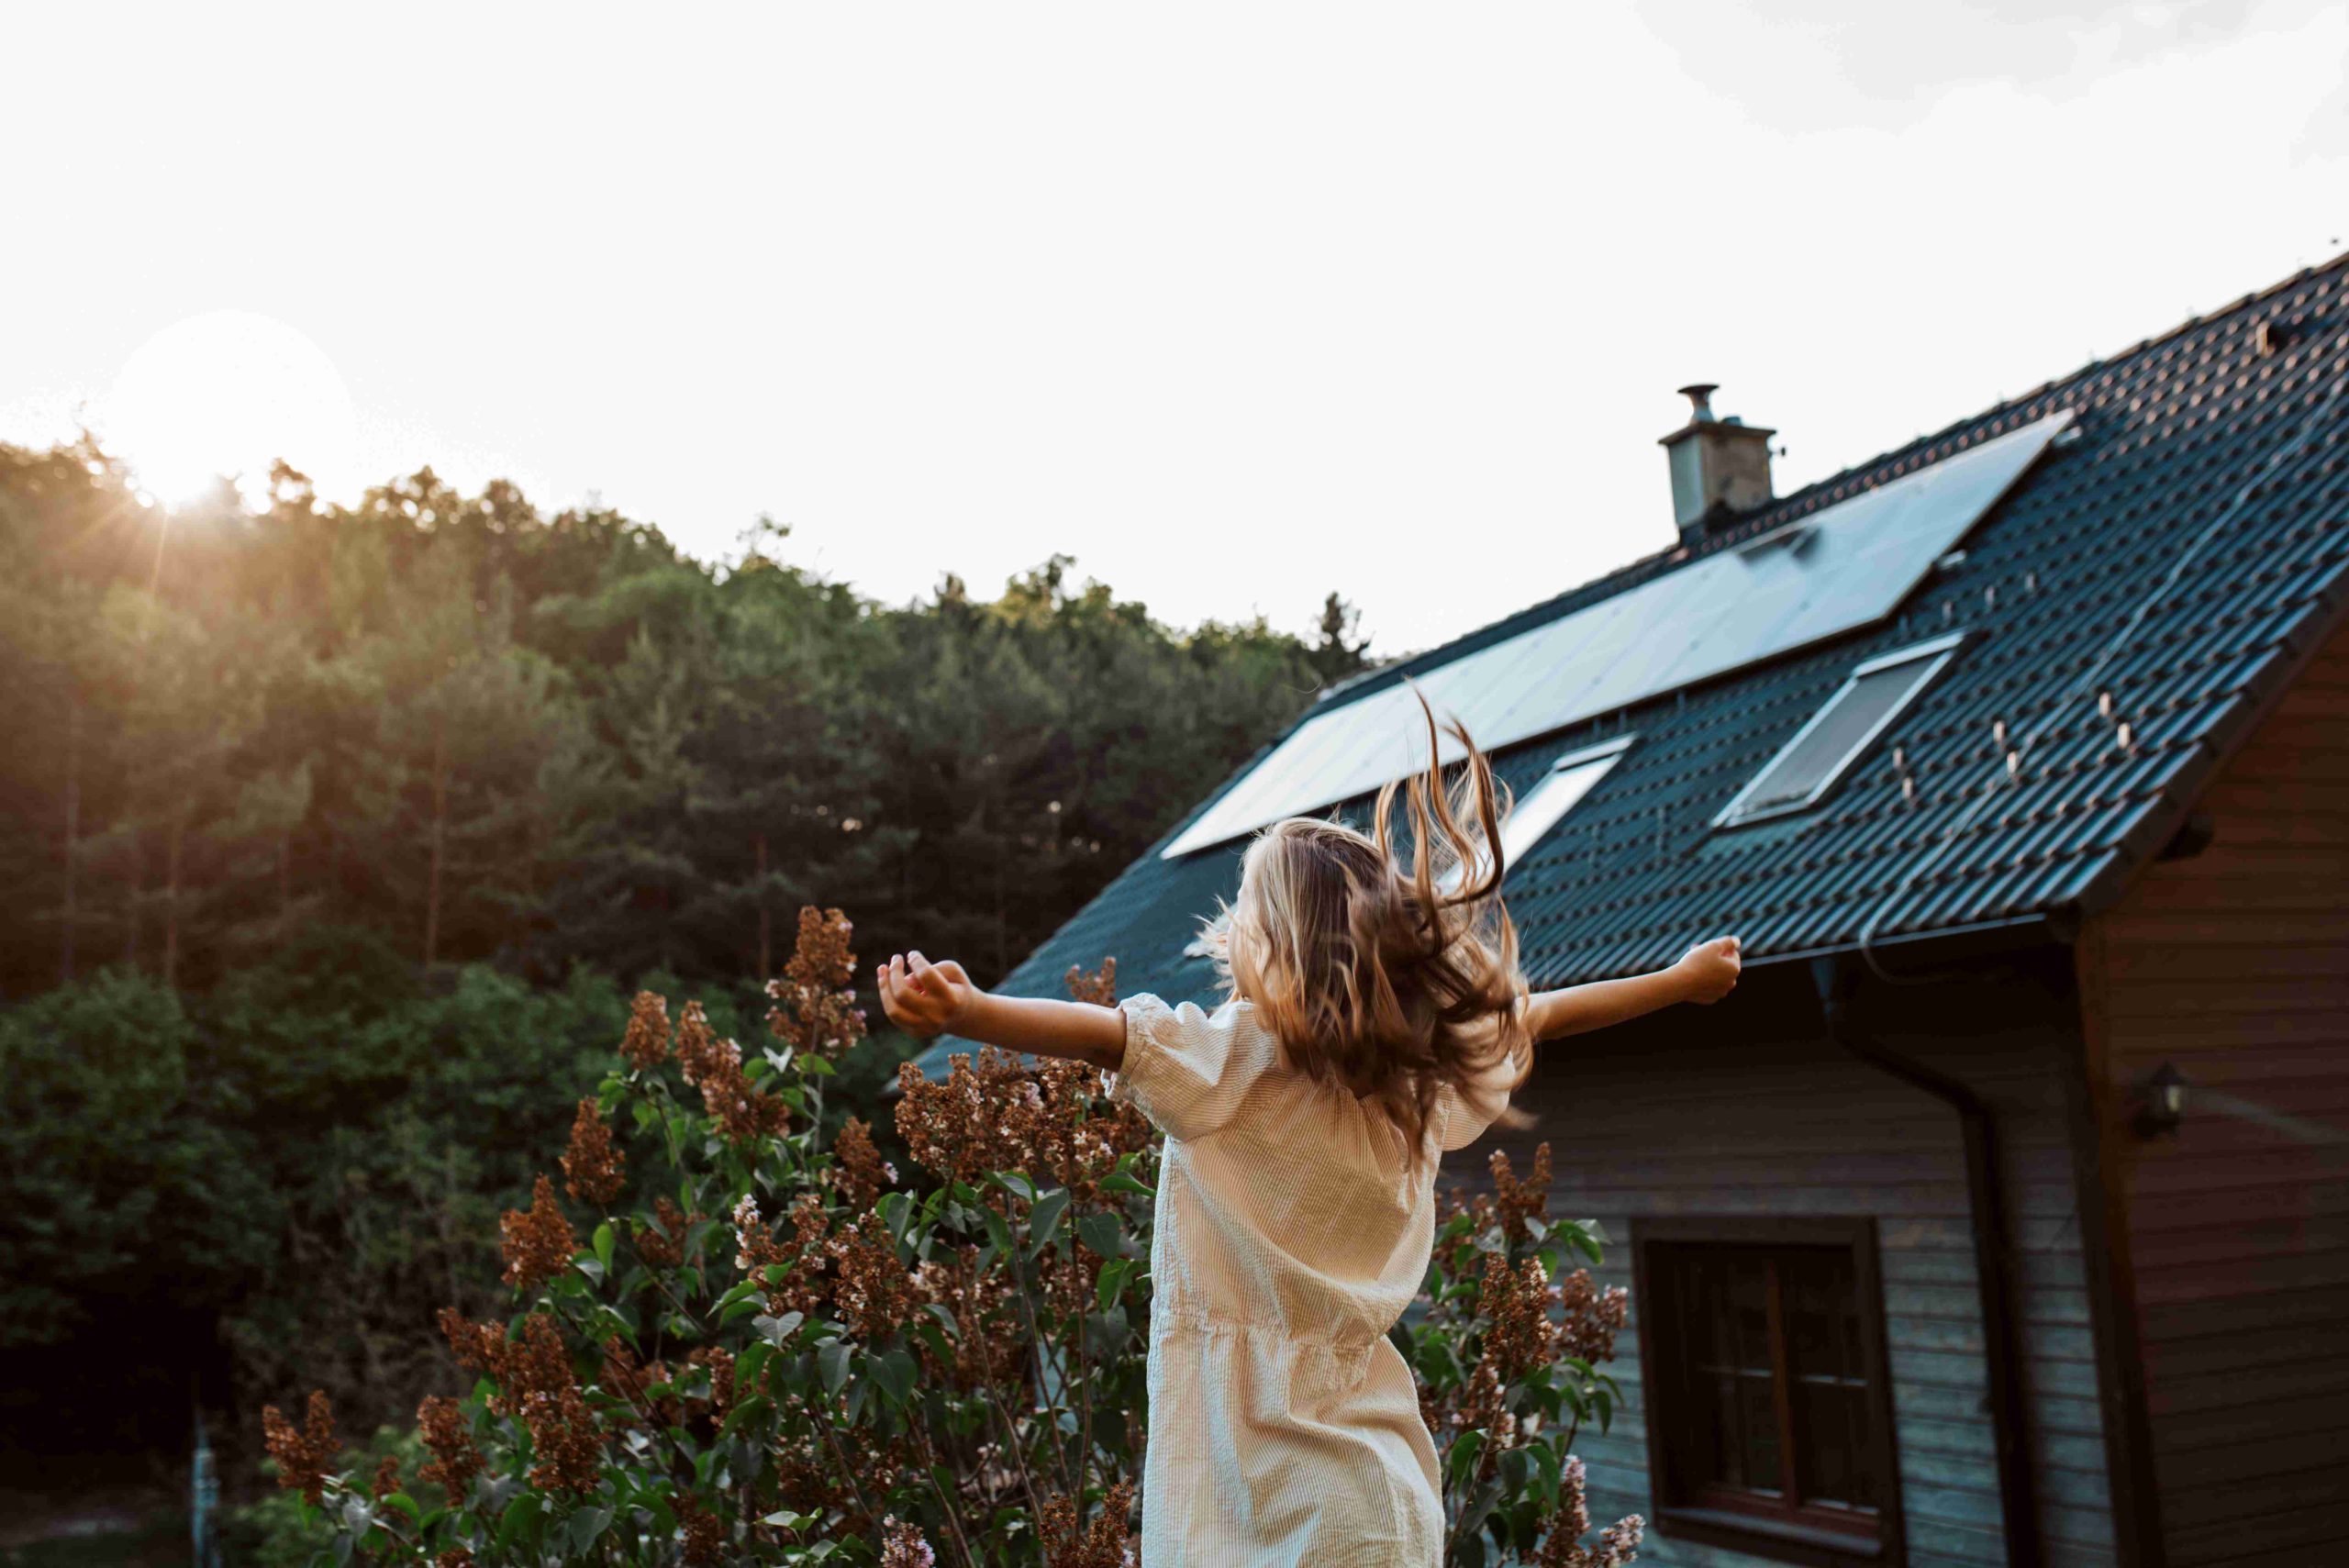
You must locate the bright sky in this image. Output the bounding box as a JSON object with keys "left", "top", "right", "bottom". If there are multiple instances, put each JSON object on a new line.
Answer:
{"left": 4, "top": 3, "right": 2343, "bottom": 654}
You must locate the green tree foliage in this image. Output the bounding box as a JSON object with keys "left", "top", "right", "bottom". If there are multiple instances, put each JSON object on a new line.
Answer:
{"left": 0, "top": 440, "right": 1369, "bottom": 1480}
{"left": 0, "top": 446, "right": 1364, "bottom": 997}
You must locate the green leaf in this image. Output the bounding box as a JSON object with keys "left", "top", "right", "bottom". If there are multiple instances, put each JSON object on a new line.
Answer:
{"left": 754, "top": 1311, "right": 805, "bottom": 1347}
{"left": 1095, "top": 1256, "right": 1131, "bottom": 1313}
{"left": 1445, "top": 1429, "right": 1485, "bottom": 1489}
{"left": 594, "top": 1222, "right": 616, "bottom": 1273}
{"left": 568, "top": 1506, "right": 613, "bottom": 1553}
{"left": 818, "top": 1339, "right": 852, "bottom": 1396}
{"left": 1075, "top": 1211, "right": 1125, "bottom": 1262}
{"left": 721, "top": 1393, "right": 773, "bottom": 1437}
{"left": 1026, "top": 1188, "right": 1071, "bottom": 1257}
{"left": 991, "top": 1170, "right": 1038, "bottom": 1203}
{"left": 1532, "top": 1441, "right": 1563, "bottom": 1507}
{"left": 873, "top": 1349, "right": 918, "bottom": 1404}
{"left": 381, "top": 1492, "right": 420, "bottom": 1523}
{"left": 1099, "top": 1168, "right": 1154, "bottom": 1198}
{"left": 797, "top": 1053, "right": 836, "bottom": 1077}
{"left": 494, "top": 1492, "right": 542, "bottom": 1555}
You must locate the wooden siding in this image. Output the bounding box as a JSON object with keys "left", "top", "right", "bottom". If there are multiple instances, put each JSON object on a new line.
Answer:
{"left": 2077, "top": 613, "right": 2349, "bottom": 1567}
{"left": 1468, "top": 961, "right": 2119, "bottom": 1568}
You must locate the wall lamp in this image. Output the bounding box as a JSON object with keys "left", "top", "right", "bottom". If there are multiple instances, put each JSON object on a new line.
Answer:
{"left": 2135, "top": 1062, "right": 2188, "bottom": 1138}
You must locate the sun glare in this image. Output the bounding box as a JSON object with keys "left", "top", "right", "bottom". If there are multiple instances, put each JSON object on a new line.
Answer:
{"left": 102, "top": 310, "right": 357, "bottom": 506}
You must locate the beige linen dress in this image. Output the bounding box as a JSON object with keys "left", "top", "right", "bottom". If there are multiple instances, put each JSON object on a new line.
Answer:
{"left": 1110, "top": 992, "right": 1518, "bottom": 1567}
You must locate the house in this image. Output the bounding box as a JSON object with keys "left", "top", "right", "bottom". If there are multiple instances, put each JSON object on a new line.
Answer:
{"left": 920, "top": 253, "right": 2349, "bottom": 1566}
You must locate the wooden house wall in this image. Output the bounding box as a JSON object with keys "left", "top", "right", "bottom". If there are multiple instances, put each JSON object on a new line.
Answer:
{"left": 2076, "top": 614, "right": 2349, "bottom": 1567}
{"left": 1469, "top": 962, "right": 2119, "bottom": 1568}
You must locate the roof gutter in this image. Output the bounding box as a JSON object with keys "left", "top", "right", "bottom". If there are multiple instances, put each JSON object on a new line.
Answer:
{"left": 1809, "top": 953, "right": 2041, "bottom": 1568}
{"left": 1749, "top": 907, "right": 2076, "bottom": 978}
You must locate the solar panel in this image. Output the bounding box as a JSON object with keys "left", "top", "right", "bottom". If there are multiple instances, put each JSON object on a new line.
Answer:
{"left": 1711, "top": 635, "right": 1962, "bottom": 827}
{"left": 1162, "top": 408, "right": 2070, "bottom": 859}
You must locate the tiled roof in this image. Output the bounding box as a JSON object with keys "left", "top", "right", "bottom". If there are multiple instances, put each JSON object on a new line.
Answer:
{"left": 926, "top": 254, "right": 2349, "bottom": 1056}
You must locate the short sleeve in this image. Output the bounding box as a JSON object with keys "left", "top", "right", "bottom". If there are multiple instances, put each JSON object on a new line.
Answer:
{"left": 1435, "top": 1040, "right": 1527, "bottom": 1152}
{"left": 1110, "top": 993, "right": 1273, "bottom": 1143}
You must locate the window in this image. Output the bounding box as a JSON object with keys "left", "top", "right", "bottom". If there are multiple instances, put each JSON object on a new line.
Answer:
{"left": 1497, "top": 736, "right": 1633, "bottom": 873}
{"left": 1438, "top": 735, "right": 1633, "bottom": 893}
{"left": 1713, "top": 634, "right": 1965, "bottom": 828}
{"left": 1632, "top": 1218, "right": 1902, "bottom": 1567}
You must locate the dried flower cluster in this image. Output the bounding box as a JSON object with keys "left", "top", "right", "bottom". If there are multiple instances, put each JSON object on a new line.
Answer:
{"left": 831, "top": 1115, "right": 896, "bottom": 1211}
{"left": 499, "top": 1173, "right": 577, "bottom": 1293}
{"left": 767, "top": 906, "right": 868, "bottom": 1060}
{"left": 731, "top": 1192, "right": 833, "bottom": 1318}
{"left": 1554, "top": 1267, "right": 1631, "bottom": 1368}
{"left": 261, "top": 1390, "right": 340, "bottom": 1505}
{"left": 562, "top": 1095, "right": 626, "bottom": 1207}
{"left": 1536, "top": 1456, "right": 1646, "bottom": 1567}
{"left": 895, "top": 1046, "right": 1151, "bottom": 1204}
{"left": 371, "top": 1452, "right": 403, "bottom": 1500}
{"left": 878, "top": 1518, "right": 938, "bottom": 1568}
{"left": 680, "top": 1493, "right": 726, "bottom": 1565}
{"left": 1491, "top": 1142, "right": 1553, "bottom": 1243}
{"left": 417, "top": 1394, "right": 484, "bottom": 1496}
{"left": 438, "top": 1311, "right": 563, "bottom": 1415}
{"left": 1063, "top": 956, "right": 1118, "bottom": 1007}
{"left": 435, "top": 1308, "right": 603, "bottom": 1493}
{"left": 829, "top": 1213, "right": 917, "bottom": 1340}
{"left": 908, "top": 1254, "right": 1030, "bottom": 1391}
{"left": 620, "top": 989, "right": 673, "bottom": 1070}
{"left": 1479, "top": 1254, "right": 1559, "bottom": 1382}
{"left": 894, "top": 1048, "right": 1034, "bottom": 1184}
{"left": 633, "top": 1195, "right": 695, "bottom": 1271}
{"left": 520, "top": 1383, "right": 603, "bottom": 1493}
{"left": 675, "top": 1000, "right": 793, "bottom": 1143}
{"left": 1041, "top": 1478, "right": 1138, "bottom": 1568}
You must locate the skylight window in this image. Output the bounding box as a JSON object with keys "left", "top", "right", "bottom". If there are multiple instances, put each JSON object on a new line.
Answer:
{"left": 1713, "top": 634, "right": 1964, "bottom": 828}
{"left": 1442, "top": 735, "right": 1634, "bottom": 890}
{"left": 1497, "top": 737, "right": 1634, "bottom": 872}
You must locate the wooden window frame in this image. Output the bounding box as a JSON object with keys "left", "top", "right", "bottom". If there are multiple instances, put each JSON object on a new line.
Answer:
{"left": 1630, "top": 1216, "right": 1906, "bottom": 1568}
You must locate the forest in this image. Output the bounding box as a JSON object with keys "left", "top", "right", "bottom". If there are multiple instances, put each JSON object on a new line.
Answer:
{"left": 0, "top": 440, "right": 1366, "bottom": 1493}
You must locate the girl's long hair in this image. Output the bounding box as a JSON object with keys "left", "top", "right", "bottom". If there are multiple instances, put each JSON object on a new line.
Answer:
{"left": 1204, "top": 685, "right": 1532, "bottom": 1160}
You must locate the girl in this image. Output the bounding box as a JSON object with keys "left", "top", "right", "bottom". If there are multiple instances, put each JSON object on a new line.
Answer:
{"left": 878, "top": 703, "right": 1740, "bottom": 1565}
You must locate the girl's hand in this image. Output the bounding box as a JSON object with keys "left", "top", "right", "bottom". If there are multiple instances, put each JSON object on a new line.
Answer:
{"left": 1674, "top": 936, "right": 1742, "bottom": 1004}
{"left": 877, "top": 951, "right": 979, "bottom": 1040}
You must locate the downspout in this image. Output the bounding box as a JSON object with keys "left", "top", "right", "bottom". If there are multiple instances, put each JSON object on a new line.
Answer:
{"left": 1809, "top": 955, "right": 2040, "bottom": 1568}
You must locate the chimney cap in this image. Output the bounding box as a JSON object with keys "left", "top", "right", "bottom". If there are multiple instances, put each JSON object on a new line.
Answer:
{"left": 1677, "top": 384, "right": 1720, "bottom": 421}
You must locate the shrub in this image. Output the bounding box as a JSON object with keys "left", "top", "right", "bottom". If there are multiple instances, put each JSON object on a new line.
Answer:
{"left": 260, "top": 910, "right": 1641, "bottom": 1564}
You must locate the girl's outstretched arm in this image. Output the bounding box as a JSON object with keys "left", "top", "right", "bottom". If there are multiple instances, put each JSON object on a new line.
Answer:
{"left": 876, "top": 951, "right": 1126, "bottom": 1071}
{"left": 1523, "top": 936, "right": 1741, "bottom": 1042}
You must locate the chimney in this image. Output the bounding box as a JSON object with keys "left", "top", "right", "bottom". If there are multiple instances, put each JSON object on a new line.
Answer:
{"left": 1660, "top": 383, "right": 1776, "bottom": 546}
